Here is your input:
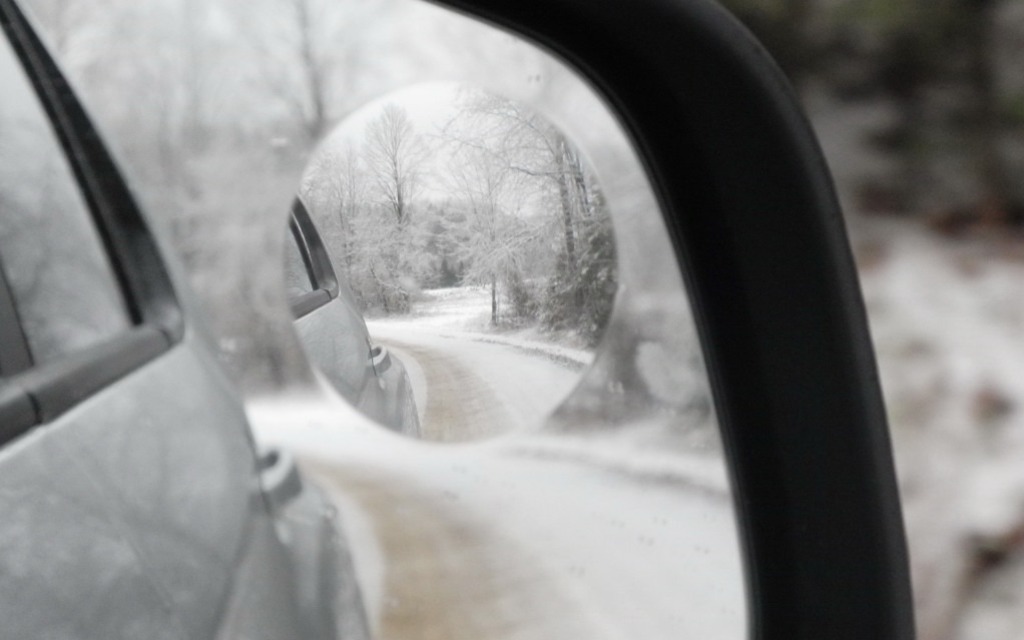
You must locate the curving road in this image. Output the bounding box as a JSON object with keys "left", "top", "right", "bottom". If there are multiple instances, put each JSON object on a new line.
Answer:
{"left": 304, "top": 457, "right": 606, "bottom": 640}
{"left": 254, "top": 294, "right": 744, "bottom": 640}
{"left": 369, "top": 322, "right": 583, "bottom": 441}
{"left": 296, "top": 438, "right": 744, "bottom": 640}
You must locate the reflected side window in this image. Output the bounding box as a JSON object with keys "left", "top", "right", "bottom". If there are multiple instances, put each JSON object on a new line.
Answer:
{"left": 0, "top": 33, "right": 129, "bottom": 366}
{"left": 284, "top": 224, "right": 314, "bottom": 299}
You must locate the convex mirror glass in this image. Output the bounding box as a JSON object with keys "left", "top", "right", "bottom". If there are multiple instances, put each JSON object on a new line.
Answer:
{"left": 291, "top": 87, "right": 619, "bottom": 441}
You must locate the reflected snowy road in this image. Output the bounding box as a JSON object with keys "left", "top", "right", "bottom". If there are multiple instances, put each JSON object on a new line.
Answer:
{"left": 370, "top": 325, "right": 582, "bottom": 441}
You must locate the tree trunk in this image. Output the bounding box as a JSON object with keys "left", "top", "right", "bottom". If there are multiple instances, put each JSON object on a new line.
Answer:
{"left": 568, "top": 146, "right": 592, "bottom": 219}
{"left": 555, "top": 137, "right": 576, "bottom": 270}
{"left": 964, "top": 0, "right": 1009, "bottom": 216}
{"left": 338, "top": 206, "right": 352, "bottom": 275}
{"left": 898, "top": 91, "right": 928, "bottom": 211}
{"left": 295, "top": 0, "right": 327, "bottom": 142}
{"left": 881, "top": 27, "right": 931, "bottom": 213}
{"left": 491, "top": 276, "right": 497, "bottom": 326}
{"left": 781, "top": 0, "right": 814, "bottom": 94}
{"left": 370, "top": 264, "right": 389, "bottom": 314}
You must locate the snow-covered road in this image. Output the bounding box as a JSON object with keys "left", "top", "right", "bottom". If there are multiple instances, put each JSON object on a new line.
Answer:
{"left": 252, "top": 411, "right": 745, "bottom": 640}
{"left": 251, "top": 287, "right": 745, "bottom": 639}
{"left": 368, "top": 323, "right": 582, "bottom": 441}
{"left": 298, "top": 444, "right": 743, "bottom": 640}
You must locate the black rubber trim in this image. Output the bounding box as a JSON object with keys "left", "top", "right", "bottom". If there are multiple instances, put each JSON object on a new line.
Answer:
{"left": 428, "top": 1, "right": 915, "bottom": 639}
{"left": 288, "top": 216, "right": 317, "bottom": 293}
{"left": 0, "top": 0, "right": 183, "bottom": 340}
{"left": 286, "top": 198, "right": 339, "bottom": 318}
{"left": 0, "top": 264, "right": 31, "bottom": 377}
{"left": 0, "top": 326, "right": 170, "bottom": 445}
{"left": 0, "top": 2, "right": 183, "bottom": 443}
{"left": 290, "top": 198, "right": 339, "bottom": 298}
{"left": 290, "top": 289, "right": 332, "bottom": 319}
{"left": 0, "top": 383, "right": 35, "bottom": 444}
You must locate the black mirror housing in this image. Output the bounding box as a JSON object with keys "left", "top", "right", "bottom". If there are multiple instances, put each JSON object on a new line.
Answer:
{"left": 429, "top": 1, "right": 915, "bottom": 638}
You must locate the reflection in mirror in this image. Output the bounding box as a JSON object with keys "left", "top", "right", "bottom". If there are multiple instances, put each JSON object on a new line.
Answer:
{"left": 292, "top": 86, "right": 618, "bottom": 442}
{"left": 24, "top": 0, "right": 744, "bottom": 638}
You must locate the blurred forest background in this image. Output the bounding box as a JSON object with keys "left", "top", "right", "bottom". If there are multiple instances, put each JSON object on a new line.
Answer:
{"left": 720, "top": 2, "right": 1024, "bottom": 638}
{"left": 20, "top": 0, "right": 1024, "bottom": 638}
{"left": 726, "top": 0, "right": 1024, "bottom": 226}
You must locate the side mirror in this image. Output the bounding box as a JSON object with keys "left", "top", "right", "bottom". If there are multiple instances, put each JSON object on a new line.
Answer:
{"left": 429, "top": 0, "right": 914, "bottom": 638}
{"left": 22, "top": 0, "right": 914, "bottom": 638}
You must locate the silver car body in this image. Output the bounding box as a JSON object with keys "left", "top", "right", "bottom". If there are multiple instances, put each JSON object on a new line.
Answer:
{"left": 0, "top": 2, "right": 366, "bottom": 637}
{"left": 288, "top": 198, "right": 420, "bottom": 437}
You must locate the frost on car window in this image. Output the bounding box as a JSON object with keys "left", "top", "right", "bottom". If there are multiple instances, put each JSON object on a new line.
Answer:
{"left": 0, "top": 34, "right": 130, "bottom": 365}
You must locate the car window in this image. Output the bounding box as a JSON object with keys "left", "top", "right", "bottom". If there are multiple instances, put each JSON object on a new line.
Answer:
{"left": 0, "top": 33, "right": 130, "bottom": 366}
{"left": 284, "top": 224, "right": 314, "bottom": 298}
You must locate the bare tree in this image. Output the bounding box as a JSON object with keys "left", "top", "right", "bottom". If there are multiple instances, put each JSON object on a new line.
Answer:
{"left": 297, "top": 108, "right": 432, "bottom": 315}
{"left": 301, "top": 146, "right": 365, "bottom": 275}
{"left": 445, "top": 144, "right": 539, "bottom": 324}
{"left": 446, "top": 90, "right": 597, "bottom": 271}
{"left": 442, "top": 88, "right": 617, "bottom": 341}
{"left": 288, "top": 0, "right": 327, "bottom": 141}
{"left": 233, "top": 0, "right": 375, "bottom": 143}
{"left": 365, "top": 104, "right": 429, "bottom": 227}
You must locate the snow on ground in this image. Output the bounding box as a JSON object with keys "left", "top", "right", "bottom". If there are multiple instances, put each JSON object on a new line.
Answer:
{"left": 249, "top": 224, "right": 1024, "bottom": 634}
{"left": 349, "top": 229, "right": 1024, "bottom": 639}
{"left": 853, "top": 218, "right": 1024, "bottom": 638}
{"left": 367, "top": 286, "right": 728, "bottom": 491}
{"left": 375, "top": 286, "right": 594, "bottom": 366}
{"left": 250, "top": 395, "right": 745, "bottom": 640}
{"left": 253, "top": 238, "right": 1024, "bottom": 640}
{"left": 250, "top": 284, "right": 744, "bottom": 639}
{"left": 810, "top": 95, "right": 1024, "bottom": 636}
{"left": 508, "top": 431, "right": 731, "bottom": 496}
{"left": 369, "top": 323, "right": 578, "bottom": 440}
{"left": 367, "top": 286, "right": 591, "bottom": 440}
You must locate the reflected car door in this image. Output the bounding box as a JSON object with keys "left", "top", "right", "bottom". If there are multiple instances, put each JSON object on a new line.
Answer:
{"left": 286, "top": 198, "right": 383, "bottom": 416}
{"left": 0, "top": 5, "right": 295, "bottom": 638}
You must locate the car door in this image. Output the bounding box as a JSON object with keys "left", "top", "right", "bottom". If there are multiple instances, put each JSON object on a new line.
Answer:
{"left": 0, "top": 4, "right": 294, "bottom": 638}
